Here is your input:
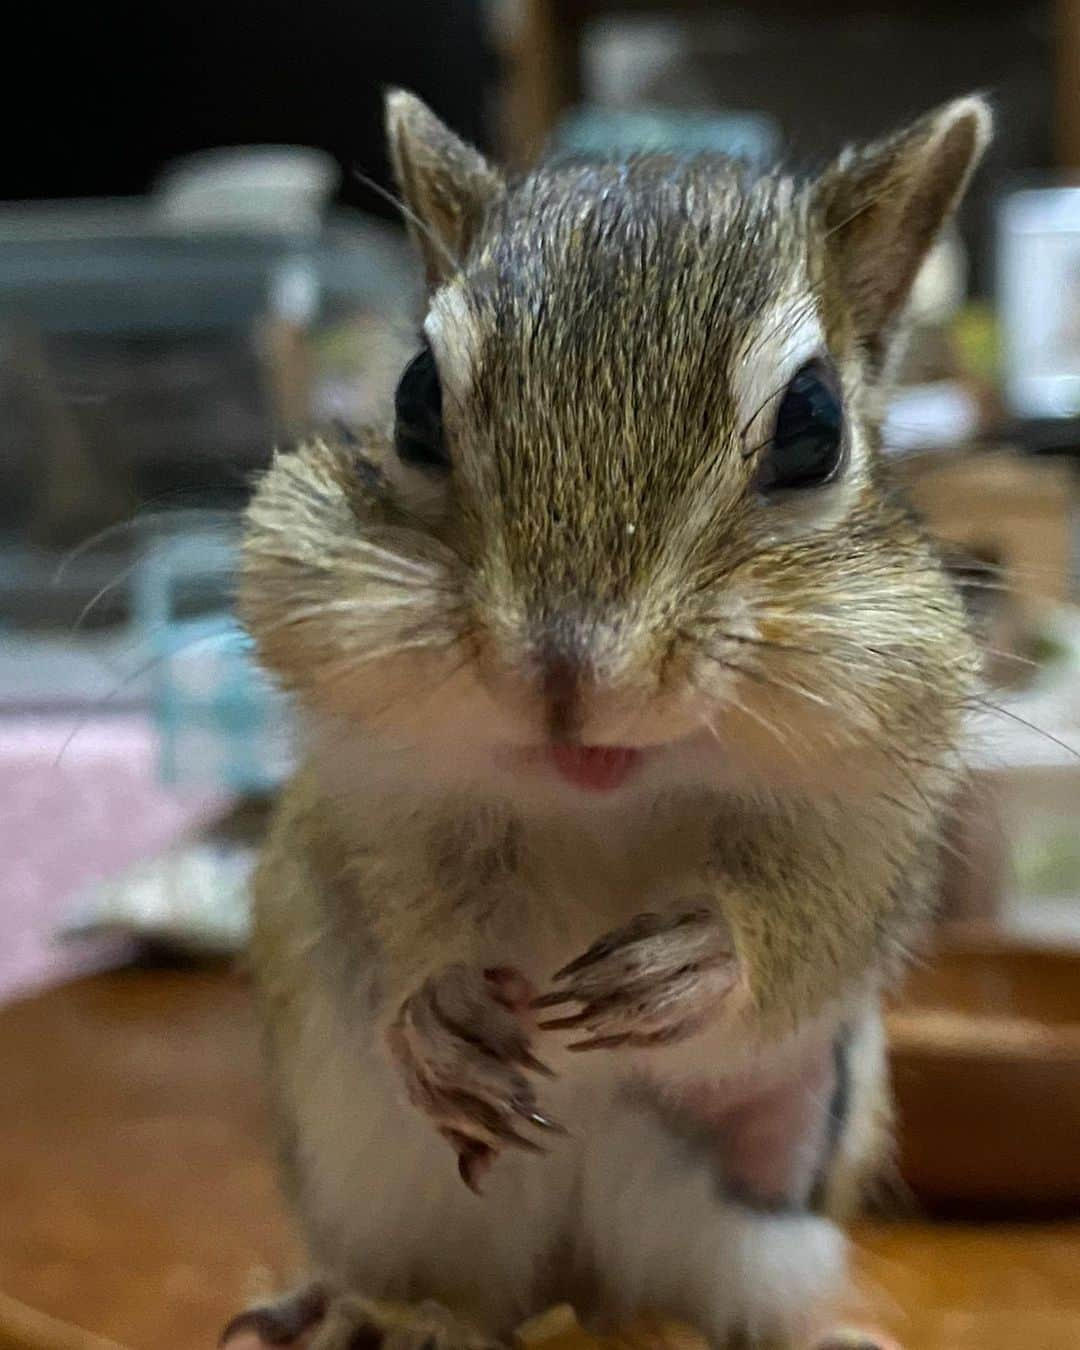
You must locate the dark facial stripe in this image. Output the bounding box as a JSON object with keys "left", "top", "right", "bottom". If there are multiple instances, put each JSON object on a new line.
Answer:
{"left": 809, "top": 1023, "right": 853, "bottom": 1212}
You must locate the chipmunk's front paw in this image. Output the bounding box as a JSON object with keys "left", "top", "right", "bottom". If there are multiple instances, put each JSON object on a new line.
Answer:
{"left": 221, "top": 1283, "right": 328, "bottom": 1347}
{"left": 533, "top": 905, "right": 740, "bottom": 1050}
{"left": 387, "top": 964, "right": 564, "bottom": 1191}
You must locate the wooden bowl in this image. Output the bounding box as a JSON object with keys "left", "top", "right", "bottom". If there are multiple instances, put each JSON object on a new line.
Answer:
{"left": 888, "top": 931, "right": 1080, "bottom": 1213}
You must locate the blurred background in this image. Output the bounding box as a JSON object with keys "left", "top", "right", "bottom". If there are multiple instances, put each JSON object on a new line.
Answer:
{"left": 3, "top": 3, "right": 1080, "bottom": 1349}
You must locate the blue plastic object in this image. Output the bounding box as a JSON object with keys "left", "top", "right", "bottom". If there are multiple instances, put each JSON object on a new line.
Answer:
{"left": 554, "top": 105, "right": 780, "bottom": 168}
{"left": 131, "top": 522, "right": 293, "bottom": 792}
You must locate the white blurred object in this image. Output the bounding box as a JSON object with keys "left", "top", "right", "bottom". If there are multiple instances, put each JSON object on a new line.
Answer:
{"left": 154, "top": 146, "right": 340, "bottom": 233}
{"left": 882, "top": 380, "right": 979, "bottom": 453}
{"left": 61, "top": 841, "right": 254, "bottom": 957}
{"left": 999, "top": 185, "right": 1080, "bottom": 419}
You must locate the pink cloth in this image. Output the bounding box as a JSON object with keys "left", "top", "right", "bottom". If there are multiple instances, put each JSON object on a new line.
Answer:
{"left": 0, "top": 714, "right": 225, "bottom": 1003}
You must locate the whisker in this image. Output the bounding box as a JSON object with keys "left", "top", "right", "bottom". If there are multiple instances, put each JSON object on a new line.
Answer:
{"left": 352, "top": 168, "right": 460, "bottom": 278}
{"left": 979, "top": 645, "right": 1041, "bottom": 671}
{"left": 690, "top": 664, "right": 811, "bottom": 759}
{"left": 709, "top": 628, "right": 827, "bottom": 658}
{"left": 738, "top": 372, "right": 794, "bottom": 442}
{"left": 53, "top": 507, "right": 236, "bottom": 583}
{"left": 316, "top": 635, "right": 454, "bottom": 686}
{"left": 738, "top": 293, "right": 820, "bottom": 370}
{"left": 52, "top": 619, "right": 236, "bottom": 768}
{"left": 967, "top": 695, "right": 1080, "bottom": 763}
{"left": 365, "top": 644, "right": 474, "bottom": 726}
{"left": 254, "top": 596, "right": 439, "bottom": 642}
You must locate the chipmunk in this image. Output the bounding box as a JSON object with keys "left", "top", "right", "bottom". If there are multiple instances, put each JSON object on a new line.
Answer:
{"left": 224, "top": 90, "right": 990, "bottom": 1350}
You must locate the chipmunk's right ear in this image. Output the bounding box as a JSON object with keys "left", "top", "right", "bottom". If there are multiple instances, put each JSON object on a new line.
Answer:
{"left": 385, "top": 89, "right": 504, "bottom": 291}
{"left": 815, "top": 95, "right": 992, "bottom": 371}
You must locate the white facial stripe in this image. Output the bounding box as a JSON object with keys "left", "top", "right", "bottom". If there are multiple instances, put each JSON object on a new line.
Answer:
{"left": 729, "top": 292, "right": 825, "bottom": 456}
{"left": 730, "top": 293, "right": 869, "bottom": 534}
{"left": 424, "top": 281, "right": 478, "bottom": 416}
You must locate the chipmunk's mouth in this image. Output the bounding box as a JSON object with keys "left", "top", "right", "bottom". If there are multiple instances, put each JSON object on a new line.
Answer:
{"left": 547, "top": 746, "right": 644, "bottom": 792}
{"left": 498, "top": 744, "right": 654, "bottom": 793}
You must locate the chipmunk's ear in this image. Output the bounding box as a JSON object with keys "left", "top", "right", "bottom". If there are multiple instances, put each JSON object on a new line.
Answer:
{"left": 815, "top": 95, "right": 992, "bottom": 368}
{"left": 385, "top": 88, "right": 504, "bottom": 291}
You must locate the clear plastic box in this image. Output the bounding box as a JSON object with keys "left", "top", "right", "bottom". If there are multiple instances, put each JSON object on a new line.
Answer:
{"left": 130, "top": 518, "right": 293, "bottom": 793}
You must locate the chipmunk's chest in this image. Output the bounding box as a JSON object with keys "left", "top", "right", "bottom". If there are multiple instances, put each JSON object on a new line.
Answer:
{"left": 519, "top": 802, "right": 713, "bottom": 925}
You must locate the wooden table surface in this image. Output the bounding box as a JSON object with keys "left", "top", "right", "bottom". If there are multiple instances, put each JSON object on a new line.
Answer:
{"left": 1, "top": 970, "right": 1078, "bottom": 1350}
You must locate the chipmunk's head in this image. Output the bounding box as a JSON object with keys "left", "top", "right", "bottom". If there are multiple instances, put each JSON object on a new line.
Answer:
{"left": 242, "top": 92, "right": 989, "bottom": 803}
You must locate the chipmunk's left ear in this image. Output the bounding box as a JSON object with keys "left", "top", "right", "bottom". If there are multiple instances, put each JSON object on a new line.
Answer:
{"left": 815, "top": 96, "right": 992, "bottom": 368}
{"left": 385, "top": 88, "right": 504, "bottom": 291}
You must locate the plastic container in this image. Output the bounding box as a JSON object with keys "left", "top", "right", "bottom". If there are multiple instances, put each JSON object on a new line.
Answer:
{"left": 154, "top": 145, "right": 340, "bottom": 235}
{"left": 130, "top": 519, "right": 293, "bottom": 793}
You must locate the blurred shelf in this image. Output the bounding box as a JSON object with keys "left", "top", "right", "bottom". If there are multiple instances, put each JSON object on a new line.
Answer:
{"left": 0, "top": 201, "right": 412, "bottom": 336}
{"left": 506, "top": 0, "right": 1080, "bottom": 171}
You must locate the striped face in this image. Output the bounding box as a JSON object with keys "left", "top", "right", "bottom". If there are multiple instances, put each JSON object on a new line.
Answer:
{"left": 240, "top": 96, "right": 988, "bottom": 802}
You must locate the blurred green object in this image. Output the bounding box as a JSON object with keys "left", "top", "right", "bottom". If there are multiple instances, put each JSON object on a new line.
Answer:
{"left": 1013, "top": 820, "right": 1080, "bottom": 898}
{"left": 952, "top": 302, "right": 1001, "bottom": 384}
{"left": 554, "top": 105, "right": 780, "bottom": 167}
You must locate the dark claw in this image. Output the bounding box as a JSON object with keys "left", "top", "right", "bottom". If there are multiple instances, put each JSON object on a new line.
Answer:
{"left": 531, "top": 990, "right": 578, "bottom": 1010}
{"left": 454, "top": 1138, "right": 495, "bottom": 1194}
{"left": 516, "top": 1047, "right": 557, "bottom": 1077}
{"left": 537, "top": 1010, "right": 592, "bottom": 1032}
{"left": 496, "top": 1122, "right": 546, "bottom": 1152}
{"left": 444, "top": 1089, "right": 548, "bottom": 1152}
{"left": 552, "top": 941, "right": 618, "bottom": 981}
{"left": 459, "top": 1159, "right": 486, "bottom": 1192}
{"left": 220, "top": 1285, "right": 329, "bottom": 1346}
{"left": 569, "top": 1019, "right": 702, "bottom": 1052}
{"left": 552, "top": 909, "right": 712, "bottom": 984}
{"left": 519, "top": 1108, "right": 569, "bottom": 1134}
{"left": 567, "top": 1033, "right": 630, "bottom": 1051}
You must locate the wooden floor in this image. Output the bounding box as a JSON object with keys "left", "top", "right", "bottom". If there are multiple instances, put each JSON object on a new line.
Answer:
{"left": 0, "top": 971, "right": 1078, "bottom": 1350}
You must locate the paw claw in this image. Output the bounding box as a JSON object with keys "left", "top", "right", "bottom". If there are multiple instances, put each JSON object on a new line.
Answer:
{"left": 501, "top": 1124, "right": 547, "bottom": 1153}
{"left": 537, "top": 1011, "right": 591, "bottom": 1032}
{"left": 220, "top": 1285, "right": 329, "bottom": 1347}
{"left": 456, "top": 1141, "right": 494, "bottom": 1194}
{"left": 530, "top": 990, "right": 574, "bottom": 1010}
{"left": 567, "top": 1034, "right": 629, "bottom": 1051}
{"left": 519, "top": 1108, "right": 568, "bottom": 1134}
{"left": 538, "top": 907, "right": 739, "bottom": 1049}
{"left": 552, "top": 943, "right": 617, "bottom": 981}
{"left": 515, "top": 1047, "right": 556, "bottom": 1077}
{"left": 390, "top": 965, "right": 559, "bottom": 1185}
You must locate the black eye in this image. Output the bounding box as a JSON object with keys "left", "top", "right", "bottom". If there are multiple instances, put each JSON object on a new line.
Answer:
{"left": 756, "top": 359, "right": 844, "bottom": 493}
{"left": 394, "top": 343, "right": 447, "bottom": 472}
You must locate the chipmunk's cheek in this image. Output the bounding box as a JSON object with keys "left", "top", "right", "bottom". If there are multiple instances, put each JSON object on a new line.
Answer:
{"left": 315, "top": 652, "right": 498, "bottom": 738}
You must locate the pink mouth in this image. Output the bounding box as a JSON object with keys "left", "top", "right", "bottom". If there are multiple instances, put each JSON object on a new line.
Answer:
{"left": 549, "top": 746, "right": 644, "bottom": 792}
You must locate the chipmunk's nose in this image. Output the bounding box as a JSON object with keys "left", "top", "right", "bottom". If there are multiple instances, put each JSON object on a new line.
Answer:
{"left": 536, "top": 616, "right": 596, "bottom": 744}
{"left": 539, "top": 648, "right": 585, "bottom": 743}
{"left": 478, "top": 605, "right": 642, "bottom": 741}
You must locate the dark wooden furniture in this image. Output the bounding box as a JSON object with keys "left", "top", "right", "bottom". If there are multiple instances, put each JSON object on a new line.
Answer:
{"left": 505, "top": 0, "right": 1080, "bottom": 170}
